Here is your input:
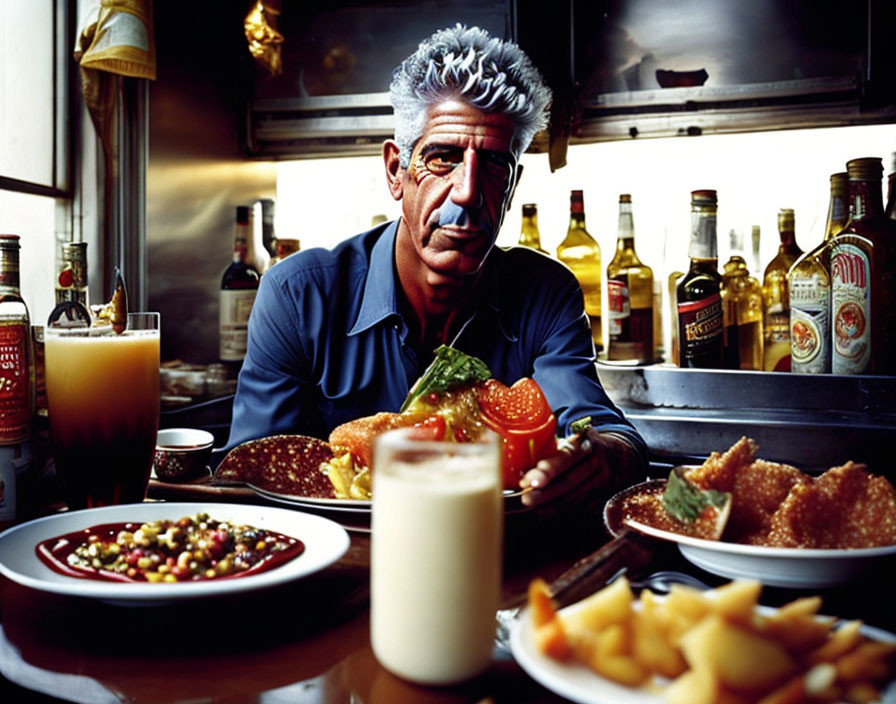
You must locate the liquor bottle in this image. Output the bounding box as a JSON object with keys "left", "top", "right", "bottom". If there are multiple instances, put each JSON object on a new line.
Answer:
{"left": 557, "top": 190, "right": 602, "bottom": 351}
{"left": 269, "top": 237, "right": 301, "bottom": 268}
{"left": 830, "top": 156, "right": 896, "bottom": 375}
{"left": 606, "top": 194, "right": 654, "bottom": 363}
{"left": 518, "top": 203, "right": 548, "bottom": 254}
{"left": 0, "top": 235, "right": 33, "bottom": 528}
{"left": 788, "top": 172, "right": 848, "bottom": 374}
{"left": 55, "top": 242, "right": 89, "bottom": 309}
{"left": 219, "top": 205, "right": 261, "bottom": 366}
{"left": 721, "top": 229, "right": 763, "bottom": 370}
{"left": 761, "top": 209, "right": 803, "bottom": 371}
{"left": 676, "top": 190, "right": 724, "bottom": 368}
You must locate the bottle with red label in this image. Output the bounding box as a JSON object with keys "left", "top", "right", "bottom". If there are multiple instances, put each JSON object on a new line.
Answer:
{"left": 677, "top": 190, "right": 724, "bottom": 368}
{"left": 607, "top": 194, "right": 654, "bottom": 363}
{"left": 0, "top": 234, "right": 33, "bottom": 528}
{"left": 830, "top": 157, "right": 896, "bottom": 375}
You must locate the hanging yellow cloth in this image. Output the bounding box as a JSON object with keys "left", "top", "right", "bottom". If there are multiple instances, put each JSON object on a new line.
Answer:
{"left": 74, "top": 0, "right": 156, "bottom": 80}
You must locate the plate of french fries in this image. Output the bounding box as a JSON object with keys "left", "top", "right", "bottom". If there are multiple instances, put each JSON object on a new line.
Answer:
{"left": 510, "top": 577, "right": 896, "bottom": 704}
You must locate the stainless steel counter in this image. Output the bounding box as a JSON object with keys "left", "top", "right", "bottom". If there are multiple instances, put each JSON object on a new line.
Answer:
{"left": 597, "top": 363, "right": 896, "bottom": 474}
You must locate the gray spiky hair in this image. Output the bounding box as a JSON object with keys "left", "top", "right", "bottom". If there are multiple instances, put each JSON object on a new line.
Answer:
{"left": 390, "top": 25, "right": 552, "bottom": 168}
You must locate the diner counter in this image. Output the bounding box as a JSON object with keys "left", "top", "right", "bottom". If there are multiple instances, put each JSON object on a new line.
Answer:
{"left": 2, "top": 481, "right": 895, "bottom": 704}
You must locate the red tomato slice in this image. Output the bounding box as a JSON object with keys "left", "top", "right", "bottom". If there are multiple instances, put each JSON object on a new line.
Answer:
{"left": 405, "top": 414, "right": 447, "bottom": 442}
{"left": 477, "top": 378, "right": 557, "bottom": 489}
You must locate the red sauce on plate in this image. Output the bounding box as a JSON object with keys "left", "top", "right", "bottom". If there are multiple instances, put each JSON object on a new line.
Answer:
{"left": 35, "top": 514, "right": 305, "bottom": 583}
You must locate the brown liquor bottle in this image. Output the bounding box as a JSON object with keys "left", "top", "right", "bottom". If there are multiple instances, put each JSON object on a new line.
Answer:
{"left": 607, "top": 194, "right": 654, "bottom": 363}
{"left": 677, "top": 190, "right": 724, "bottom": 368}
{"left": 557, "top": 190, "right": 602, "bottom": 352}
{"left": 219, "top": 206, "right": 261, "bottom": 366}
{"left": 830, "top": 157, "right": 896, "bottom": 375}
{"left": 762, "top": 209, "right": 803, "bottom": 371}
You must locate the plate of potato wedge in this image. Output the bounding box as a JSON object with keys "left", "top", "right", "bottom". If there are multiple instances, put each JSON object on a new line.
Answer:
{"left": 510, "top": 577, "right": 896, "bottom": 704}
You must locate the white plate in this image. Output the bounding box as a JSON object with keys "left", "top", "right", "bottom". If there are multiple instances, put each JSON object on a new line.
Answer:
{"left": 604, "top": 480, "right": 896, "bottom": 589}
{"left": 510, "top": 600, "right": 896, "bottom": 704}
{"left": 0, "top": 502, "right": 350, "bottom": 606}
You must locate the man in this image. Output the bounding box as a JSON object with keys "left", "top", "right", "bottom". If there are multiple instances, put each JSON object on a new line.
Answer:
{"left": 227, "top": 25, "right": 647, "bottom": 505}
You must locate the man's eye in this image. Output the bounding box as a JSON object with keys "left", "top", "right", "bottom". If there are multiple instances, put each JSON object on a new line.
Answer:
{"left": 423, "top": 150, "right": 463, "bottom": 174}
{"left": 481, "top": 153, "right": 514, "bottom": 176}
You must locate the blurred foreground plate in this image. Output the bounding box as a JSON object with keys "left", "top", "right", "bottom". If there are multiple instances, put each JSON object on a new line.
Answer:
{"left": 510, "top": 598, "right": 896, "bottom": 704}
{"left": 604, "top": 479, "right": 896, "bottom": 588}
{"left": 0, "top": 503, "right": 349, "bottom": 606}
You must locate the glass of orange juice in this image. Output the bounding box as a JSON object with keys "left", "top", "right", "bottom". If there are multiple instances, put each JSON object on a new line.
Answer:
{"left": 45, "top": 312, "right": 160, "bottom": 509}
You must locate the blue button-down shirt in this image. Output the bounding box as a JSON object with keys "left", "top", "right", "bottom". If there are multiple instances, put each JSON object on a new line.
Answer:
{"left": 227, "top": 220, "right": 646, "bottom": 465}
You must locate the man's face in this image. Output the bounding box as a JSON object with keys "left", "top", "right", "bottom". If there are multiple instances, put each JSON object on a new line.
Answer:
{"left": 394, "top": 100, "right": 518, "bottom": 302}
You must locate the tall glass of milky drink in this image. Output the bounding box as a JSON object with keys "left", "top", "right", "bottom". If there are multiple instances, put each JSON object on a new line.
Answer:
{"left": 45, "top": 312, "right": 160, "bottom": 509}
{"left": 370, "top": 427, "right": 503, "bottom": 685}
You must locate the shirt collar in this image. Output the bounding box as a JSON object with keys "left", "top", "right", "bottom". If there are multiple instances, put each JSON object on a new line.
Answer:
{"left": 349, "top": 222, "right": 518, "bottom": 343}
{"left": 349, "top": 220, "right": 401, "bottom": 335}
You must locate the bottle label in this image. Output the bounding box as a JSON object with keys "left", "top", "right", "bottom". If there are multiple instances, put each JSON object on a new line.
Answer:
{"left": 0, "top": 321, "right": 31, "bottom": 444}
{"left": 219, "top": 289, "right": 258, "bottom": 361}
{"left": 831, "top": 242, "right": 870, "bottom": 374}
{"left": 607, "top": 279, "right": 630, "bottom": 336}
{"left": 678, "top": 293, "right": 723, "bottom": 360}
{"left": 790, "top": 277, "right": 830, "bottom": 373}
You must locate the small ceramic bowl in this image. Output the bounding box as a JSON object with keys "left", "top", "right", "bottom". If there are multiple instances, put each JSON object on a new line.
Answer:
{"left": 154, "top": 428, "right": 215, "bottom": 482}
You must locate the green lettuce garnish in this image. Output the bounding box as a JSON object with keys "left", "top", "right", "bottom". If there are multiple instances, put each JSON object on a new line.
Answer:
{"left": 400, "top": 345, "right": 492, "bottom": 413}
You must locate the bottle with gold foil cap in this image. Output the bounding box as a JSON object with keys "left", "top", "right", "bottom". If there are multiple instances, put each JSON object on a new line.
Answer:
{"left": 762, "top": 209, "right": 803, "bottom": 371}
{"left": 788, "top": 172, "right": 848, "bottom": 374}
{"left": 676, "top": 190, "right": 724, "bottom": 368}
{"left": 518, "top": 203, "right": 547, "bottom": 254}
{"left": 557, "top": 190, "right": 602, "bottom": 352}
{"left": 830, "top": 156, "right": 896, "bottom": 375}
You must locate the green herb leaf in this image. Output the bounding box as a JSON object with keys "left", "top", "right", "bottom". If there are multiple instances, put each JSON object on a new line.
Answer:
{"left": 662, "top": 467, "right": 731, "bottom": 524}
{"left": 400, "top": 345, "right": 492, "bottom": 413}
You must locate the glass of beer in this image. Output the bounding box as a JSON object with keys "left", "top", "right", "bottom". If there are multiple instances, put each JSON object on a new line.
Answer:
{"left": 45, "top": 312, "right": 160, "bottom": 509}
{"left": 370, "top": 427, "right": 503, "bottom": 685}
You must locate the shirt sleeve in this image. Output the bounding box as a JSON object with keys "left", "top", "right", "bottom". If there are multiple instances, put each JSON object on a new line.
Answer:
{"left": 224, "top": 267, "right": 314, "bottom": 451}
{"left": 526, "top": 261, "right": 649, "bottom": 471}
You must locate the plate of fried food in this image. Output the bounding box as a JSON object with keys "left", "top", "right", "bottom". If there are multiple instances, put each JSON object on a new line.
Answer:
{"left": 511, "top": 576, "right": 896, "bottom": 704}
{"left": 213, "top": 346, "right": 562, "bottom": 523}
{"left": 603, "top": 437, "right": 896, "bottom": 588}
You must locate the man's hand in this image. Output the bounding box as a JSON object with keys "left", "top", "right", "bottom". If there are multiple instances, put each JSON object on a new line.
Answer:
{"left": 519, "top": 429, "right": 644, "bottom": 507}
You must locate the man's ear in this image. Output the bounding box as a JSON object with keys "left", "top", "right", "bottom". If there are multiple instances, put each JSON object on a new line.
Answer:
{"left": 383, "top": 140, "right": 404, "bottom": 201}
{"left": 504, "top": 163, "right": 524, "bottom": 212}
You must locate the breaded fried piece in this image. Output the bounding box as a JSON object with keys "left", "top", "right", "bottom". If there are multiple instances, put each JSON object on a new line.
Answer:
{"left": 685, "top": 436, "right": 758, "bottom": 492}
{"left": 328, "top": 411, "right": 425, "bottom": 470}
{"left": 685, "top": 438, "right": 807, "bottom": 544}
{"left": 767, "top": 462, "right": 896, "bottom": 548}
{"left": 727, "top": 459, "right": 809, "bottom": 544}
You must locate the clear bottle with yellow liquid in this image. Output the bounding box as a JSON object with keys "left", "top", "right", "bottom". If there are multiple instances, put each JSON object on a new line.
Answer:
{"left": 518, "top": 203, "right": 548, "bottom": 254}
{"left": 557, "top": 190, "right": 602, "bottom": 352}
{"left": 606, "top": 194, "right": 654, "bottom": 363}
{"left": 721, "top": 229, "right": 763, "bottom": 370}
{"left": 762, "top": 209, "right": 803, "bottom": 371}
{"left": 788, "top": 172, "right": 848, "bottom": 374}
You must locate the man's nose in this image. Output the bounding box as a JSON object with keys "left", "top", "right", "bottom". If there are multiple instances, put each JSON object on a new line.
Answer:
{"left": 449, "top": 149, "right": 484, "bottom": 209}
